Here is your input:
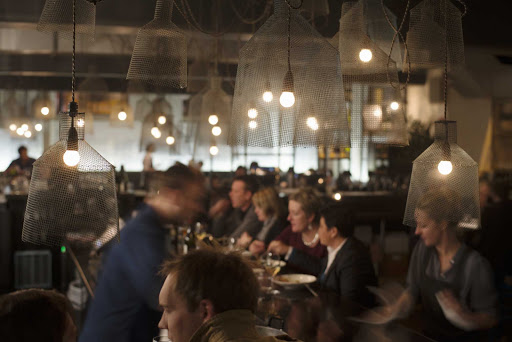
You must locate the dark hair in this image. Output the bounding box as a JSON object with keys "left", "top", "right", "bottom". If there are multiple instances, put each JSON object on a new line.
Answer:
{"left": 320, "top": 204, "right": 355, "bottom": 238}
{"left": 146, "top": 143, "right": 154, "bottom": 152}
{"left": 155, "top": 162, "right": 203, "bottom": 191}
{"left": 18, "top": 146, "right": 27, "bottom": 154}
{"left": 0, "top": 289, "right": 74, "bottom": 342}
{"left": 232, "top": 175, "right": 259, "bottom": 194}
{"left": 160, "top": 248, "right": 260, "bottom": 314}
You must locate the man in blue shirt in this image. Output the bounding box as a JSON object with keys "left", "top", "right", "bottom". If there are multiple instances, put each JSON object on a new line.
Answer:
{"left": 79, "top": 163, "right": 204, "bottom": 342}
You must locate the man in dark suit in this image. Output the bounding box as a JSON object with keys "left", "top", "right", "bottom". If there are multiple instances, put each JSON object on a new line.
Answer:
{"left": 316, "top": 205, "right": 377, "bottom": 308}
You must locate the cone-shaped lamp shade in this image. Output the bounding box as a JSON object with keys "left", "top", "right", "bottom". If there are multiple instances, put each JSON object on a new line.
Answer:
{"left": 405, "top": 0, "right": 465, "bottom": 70}
{"left": 337, "top": 0, "right": 408, "bottom": 146}
{"left": 38, "top": 0, "right": 96, "bottom": 40}
{"left": 23, "top": 111, "right": 119, "bottom": 247}
{"left": 127, "top": 0, "right": 186, "bottom": 89}
{"left": 228, "top": 0, "right": 349, "bottom": 148}
{"left": 403, "top": 121, "right": 480, "bottom": 230}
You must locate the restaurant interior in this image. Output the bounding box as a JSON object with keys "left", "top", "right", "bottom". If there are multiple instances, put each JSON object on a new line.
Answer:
{"left": 0, "top": 0, "right": 511, "bottom": 341}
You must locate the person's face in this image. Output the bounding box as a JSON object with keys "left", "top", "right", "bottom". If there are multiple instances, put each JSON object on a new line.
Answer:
{"left": 287, "top": 200, "right": 311, "bottom": 233}
{"left": 158, "top": 274, "right": 204, "bottom": 342}
{"left": 158, "top": 182, "right": 204, "bottom": 224}
{"left": 414, "top": 209, "right": 445, "bottom": 247}
{"left": 318, "top": 216, "right": 336, "bottom": 246}
{"left": 19, "top": 149, "right": 28, "bottom": 160}
{"left": 229, "top": 180, "right": 251, "bottom": 209}
{"left": 254, "top": 203, "right": 268, "bottom": 222}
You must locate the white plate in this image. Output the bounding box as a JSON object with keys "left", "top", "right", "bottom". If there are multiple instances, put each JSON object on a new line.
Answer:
{"left": 272, "top": 274, "right": 317, "bottom": 289}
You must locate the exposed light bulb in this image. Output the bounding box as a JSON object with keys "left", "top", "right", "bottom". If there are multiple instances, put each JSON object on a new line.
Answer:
{"left": 151, "top": 126, "right": 161, "bottom": 139}
{"left": 77, "top": 118, "right": 85, "bottom": 127}
{"left": 263, "top": 91, "right": 273, "bottom": 102}
{"left": 212, "top": 126, "right": 222, "bottom": 136}
{"left": 158, "top": 115, "right": 166, "bottom": 125}
{"left": 334, "top": 193, "right": 342, "bottom": 201}
{"left": 249, "top": 120, "right": 258, "bottom": 129}
{"left": 16, "top": 128, "right": 24, "bottom": 136}
{"left": 307, "top": 117, "right": 319, "bottom": 131}
{"left": 248, "top": 108, "right": 258, "bottom": 119}
{"left": 41, "top": 106, "right": 50, "bottom": 115}
{"left": 166, "top": 136, "right": 175, "bottom": 145}
{"left": 359, "top": 49, "right": 372, "bottom": 62}
{"left": 24, "top": 131, "right": 32, "bottom": 138}
{"left": 208, "top": 114, "right": 219, "bottom": 125}
{"left": 209, "top": 145, "right": 219, "bottom": 156}
{"left": 21, "top": 124, "right": 29, "bottom": 131}
{"left": 35, "top": 124, "right": 43, "bottom": 131}
{"left": 280, "top": 92, "right": 295, "bottom": 107}
{"left": 373, "top": 107, "right": 383, "bottom": 118}
{"left": 438, "top": 160, "right": 453, "bottom": 175}
{"left": 318, "top": 178, "right": 324, "bottom": 184}
{"left": 118, "top": 111, "right": 127, "bottom": 121}
{"left": 390, "top": 102, "right": 399, "bottom": 111}
{"left": 9, "top": 124, "right": 17, "bottom": 131}
{"left": 63, "top": 150, "right": 80, "bottom": 167}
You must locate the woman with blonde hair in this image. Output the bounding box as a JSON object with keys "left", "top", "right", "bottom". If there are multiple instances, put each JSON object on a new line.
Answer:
{"left": 238, "top": 187, "right": 285, "bottom": 252}
{"left": 267, "top": 188, "right": 327, "bottom": 274}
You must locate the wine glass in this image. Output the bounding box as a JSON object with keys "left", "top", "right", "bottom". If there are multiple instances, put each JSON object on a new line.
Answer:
{"left": 260, "top": 252, "right": 281, "bottom": 295}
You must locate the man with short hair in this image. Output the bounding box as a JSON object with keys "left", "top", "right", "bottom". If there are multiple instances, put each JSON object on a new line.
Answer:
{"left": 158, "top": 249, "right": 298, "bottom": 342}
{"left": 80, "top": 163, "right": 205, "bottom": 342}
{"left": 4, "top": 145, "right": 36, "bottom": 176}
{"left": 210, "top": 175, "right": 262, "bottom": 239}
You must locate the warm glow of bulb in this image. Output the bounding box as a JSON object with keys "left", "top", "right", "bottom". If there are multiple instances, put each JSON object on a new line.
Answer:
{"left": 41, "top": 106, "right": 50, "bottom": 115}
{"left": 166, "top": 136, "right": 175, "bottom": 145}
{"left": 334, "top": 193, "right": 342, "bottom": 201}
{"left": 248, "top": 108, "right": 258, "bottom": 119}
{"left": 209, "top": 145, "right": 219, "bottom": 156}
{"left": 21, "top": 124, "right": 28, "bottom": 131}
{"left": 318, "top": 178, "right": 324, "bottom": 184}
{"left": 63, "top": 150, "right": 80, "bottom": 167}
{"left": 158, "top": 116, "right": 166, "bottom": 125}
{"left": 390, "top": 102, "right": 399, "bottom": 111}
{"left": 77, "top": 118, "right": 85, "bottom": 127}
{"left": 35, "top": 124, "right": 43, "bottom": 131}
{"left": 373, "top": 107, "right": 383, "bottom": 118}
{"left": 118, "top": 111, "right": 127, "bottom": 121}
{"left": 208, "top": 115, "right": 219, "bottom": 125}
{"left": 249, "top": 120, "right": 258, "bottom": 129}
{"left": 280, "top": 92, "right": 295, "bottom": 107}
{"left": 16, "top": 128, "right": 24, "bottom": 136}
{"left": 9, "top": 124, "right": 16, "bottom": 131}
{"left": 212, "top": 126, "right": 222, "bottom": 136}
{"left": 359, "top": 49, "right": 373, "bottom": 62}
{"left": 307, "top": 117, "right": 319, "bottom": 131}
{"left": 438, "top": 160, "right": 453, "bottom": 175}
{"left": 263, "top": 91, "right": 273, "bottom": 102}
{"left": 151, "top": 127, "right": 161, "bottom": 139}
{"left": 24, "top": 131, "right": 32, "bottom": 138}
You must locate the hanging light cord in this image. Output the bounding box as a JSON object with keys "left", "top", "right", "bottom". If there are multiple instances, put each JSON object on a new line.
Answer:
{"left": 72, "top": 0, "right": 76, "bottom": 104}
{"left": 284, "top": 0, "right": 303, "bottom": 71}
{"left": 381, "top": 0, "right": 410, "bottom": 91}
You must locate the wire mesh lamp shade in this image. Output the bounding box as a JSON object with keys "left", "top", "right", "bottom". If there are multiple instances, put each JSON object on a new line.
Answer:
{"left": 38, "top": 0, "right": 96, "bottom": 39}
{"left": 23, "top": 112, "right": 119, "bottom": 247}
{"left": 403, "top": 121, "right": 479, "bottom": 230}
{"left": 127, "top": 0, "right": 187, "bottom": 89}
{"left": 228, "top": 0, "right": 349, "bottom": 148}
{"left": 338, "top": 0, "right": 408, "bottom": 147}
{"left": 405, "top": 0, "right": 465, "bottom": 70}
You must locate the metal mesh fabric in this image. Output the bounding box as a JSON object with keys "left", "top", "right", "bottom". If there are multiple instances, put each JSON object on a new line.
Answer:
{"left": 403, "top": 121, "right": 480, "bottom": 229}
{"left": 23, "top": 112, "right": 119, "bottom": 247}
{"left": 405, "top": 0, "right": 465, "bottom": 70}
{"left": 127, "top": 0, "right": 187, "bottom": 89}
{"left": 139, "top": 97, "right": 179, "bottom": 153}
{"left": 37, "top": 0, "right": 96, "bottom": 40}
{"left": 228, "top": 0, "right": 349, "bottom": 148}
{"left": 300, "top": 0, "right": 330, "bottom": 18}
{"left": 338, "top": 0, "right": 408, "bottom": 147}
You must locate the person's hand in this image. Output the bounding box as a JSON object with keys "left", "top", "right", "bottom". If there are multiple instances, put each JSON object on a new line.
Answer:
{"left": 437, "top": 290, "right": 464, "bottom": 316}
{"left": 249, "top": 240, "right": 266, "bottom": 256}
{"left": 267, "top": 240, "right": 291, "bottom": 256}
{"left": 237, "top": 232, "right": 253, "bottom": 248}
{"left": 208, "top": 198, "right": 230, "bottom": 218}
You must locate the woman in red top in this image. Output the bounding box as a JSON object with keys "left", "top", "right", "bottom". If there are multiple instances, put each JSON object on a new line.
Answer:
{"left": 267, "top": 188, "right": 326, "bottom": 274}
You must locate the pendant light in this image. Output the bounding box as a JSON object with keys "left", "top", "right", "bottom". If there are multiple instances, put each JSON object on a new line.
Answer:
{"left": 23, "top": 0, "right": 119, "bottom": 247}
{"left": 229, "top": 0, "right": 349, "bottom": 149}
{"left": 140, "top": 97, "right": 179, "bottom": 153}
{"left": 38, "top": 0, "right": 98, "bottom": 40}
{"left": 403, "top": 0, "right": 479, "bottom": 230}
{"left": 109, "top": 94, "right": 134, "bottom": 127}
{"left": 127, "top": 0, "right": 187, "bottom": 89}
{"left": 337, "top": 0, "right": 408, "bottom": 146}
{"left": 405, "top": 0, "right": 465, "bottom": 70}
{"left": 32, "top": 91, "right": 56, "bottom": 120}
